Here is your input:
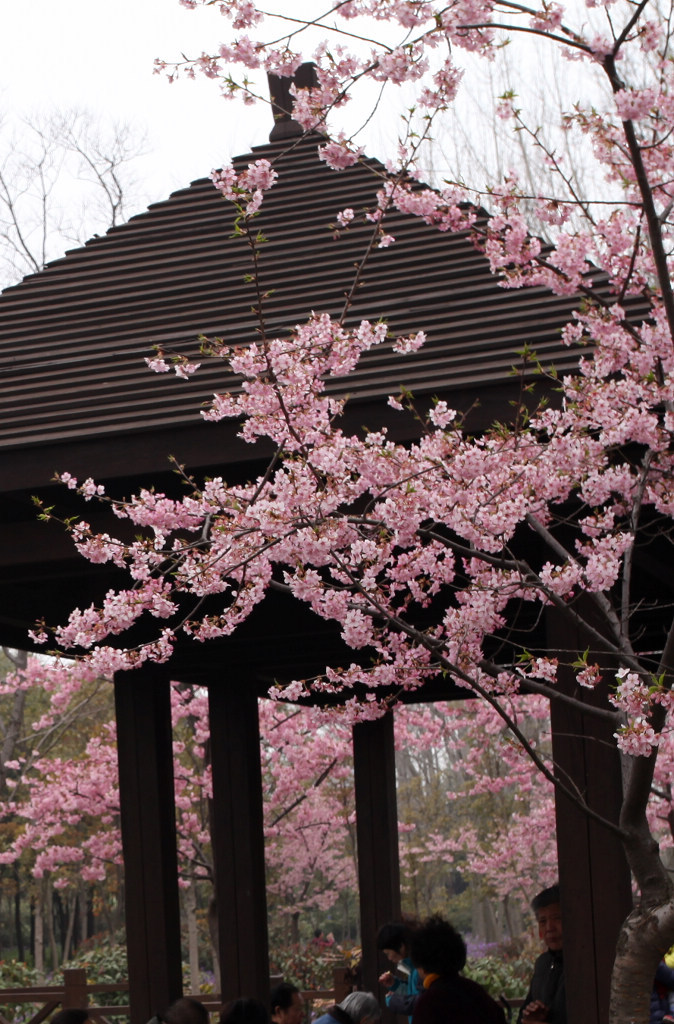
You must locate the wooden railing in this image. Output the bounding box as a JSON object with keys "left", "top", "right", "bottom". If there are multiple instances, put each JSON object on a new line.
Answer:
{"left": 0, "top": 969, "right": 129, "bottom": 1024}
{"left": 0, "top": 966, "right": 358, "bottom": 1024}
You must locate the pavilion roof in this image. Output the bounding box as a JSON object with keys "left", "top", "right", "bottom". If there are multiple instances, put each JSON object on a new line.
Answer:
{"left": 0, "top": 133, "right": 582, "bottom": 469}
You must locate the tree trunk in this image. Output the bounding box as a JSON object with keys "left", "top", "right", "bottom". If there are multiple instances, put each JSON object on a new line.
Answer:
{"left": 54, "top": 890, "right": 66, "bottom": 960}
{"left": 34, "top": 888, "right": 44, "bottom": 981}
{"left": 605, "top": 606, "right": 674, "bottom": 1022}
{"left": 78, "top": 881, "right": 88, "bottom": 951}
{"left": 45, "top": 881, "right": 58, "bottom": 971}
{"left": 472, "top": 897, "right": 499, "bottom": 943}
{"left": 112, "top": 866, "right": 125, "bottom": 932}
{"left": 186, "top": 880, "right": 200, "bottom": 994}
{"left": 0, "top": 649, "right": 28, "bottom": 799}
{"left": 14, "top": 865, "right": 23, "bottom": 961}
{"left": 62, "top": 891, "right": 77, "bottom": 963}
{"left": 208, "top": 896, "right": 221, "bottom": 992}
{"left": 610, "top": 899, "right": 674, "bottom": 1023}
{"left": 502, "top": 895, "right": 522, "bottom": 941}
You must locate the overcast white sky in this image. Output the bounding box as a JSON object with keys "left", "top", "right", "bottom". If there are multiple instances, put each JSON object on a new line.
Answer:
{"left": 0, "top": 0, "right": 276, "bottom": 199}
{"left": 0, "top": 0, "right": 438, "bottom": 283}
{"left": 0, "top": 0, "right": 595, "bottom": 270}
{"left": 0, "top": 0, "right": 423, "bottom": 258}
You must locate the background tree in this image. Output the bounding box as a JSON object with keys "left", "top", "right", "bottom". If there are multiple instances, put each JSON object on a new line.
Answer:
{"left": 0, "top": 109, "right": 148, "bottom": 287}
{"left": 260, "top": 701, "right": 358, "bottom": 945}
{"left": 0, "top": 655, "right": 118, "bottom": 976}
{"left": 0, "top": 660, "right": 361, "bottom": 980}
{"left": 395, "top": 699, "right": 557, "bottom": 937}
{"left": 0, "top": 648, "right": 565, "bottom": 986}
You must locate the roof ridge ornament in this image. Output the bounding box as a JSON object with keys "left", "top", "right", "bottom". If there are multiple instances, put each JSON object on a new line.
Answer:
{"left": 267, "top": 62, "right": 319, "bottom": 142}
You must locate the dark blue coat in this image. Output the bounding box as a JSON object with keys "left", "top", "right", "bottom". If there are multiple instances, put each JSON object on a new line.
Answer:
{"left": 651, "top": 961, "right": 674, "bottom": 1024}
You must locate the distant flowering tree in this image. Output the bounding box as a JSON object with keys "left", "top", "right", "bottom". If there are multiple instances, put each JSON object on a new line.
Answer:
{"left": 395, "top": 698, "right": 558, "bottom": 929}
{"left": 0, "top": 659, "right": 358, "bottom": 954}
{"left": 0, "top": 657, "right": 563, "bottom": 952}
{"left": 260, "top": 701, "right": 358, "bottom": 939}
{"left": 0, "top": 657, "right": 559, "bottom": 948}
{"left": 27, "top": 0, "right": 674, "bottom": 1020}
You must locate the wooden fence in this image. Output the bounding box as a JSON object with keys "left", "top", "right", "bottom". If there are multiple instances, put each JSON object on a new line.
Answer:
{"left": 0, "top": 969, "right": 522, "bottom": 1024}
{"left": 0, "top": 967, "right": 358, "bottom": 1024}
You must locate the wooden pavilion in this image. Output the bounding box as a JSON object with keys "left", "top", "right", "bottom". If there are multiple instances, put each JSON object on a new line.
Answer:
{"left": 0, "top": 77, "right": 632, "bottom": 1024}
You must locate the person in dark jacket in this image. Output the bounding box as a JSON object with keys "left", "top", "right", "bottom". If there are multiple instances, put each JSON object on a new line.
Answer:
{"left": 409, "top": 915, "right": 506, "bottom": 1024}
{"left": 220, "top": 999, "right": 268, "bottom": 1024}
{"left": 51, "top": 1012, "right": 90, "bottom": 1024}
{"left": 147, "top": 997, "right": 209, "bottom": 1024}
{"left": 518, "top": 884, "right": 565, "bottom": 1024}
{"left": 165, "top": 999, "right": 210, "bottom": 1024}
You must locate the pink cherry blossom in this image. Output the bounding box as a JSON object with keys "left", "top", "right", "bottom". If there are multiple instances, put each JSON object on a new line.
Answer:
{"left": 318, "top": 137, "right": 364, "bottom": 171}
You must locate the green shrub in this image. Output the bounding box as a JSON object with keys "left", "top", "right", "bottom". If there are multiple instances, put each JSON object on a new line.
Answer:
{"left": 0, "top": 960, "right": 37, "bottom": 988}
{"left": 0, "top": 960, "right": 38, "bottom": 1024}
{"left": 63, "top": 941, "right": 128, "bottom": 1006}
{"left": 463, "top": 952, "right": 533, "bottom": 999}
{"left": 269, "top": 943, "right": 348, "bottom": 992}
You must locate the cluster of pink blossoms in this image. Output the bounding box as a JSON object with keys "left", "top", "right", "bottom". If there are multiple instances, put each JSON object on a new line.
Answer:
{"left": 211, "top": 157, "right": 278, "bottom": 214}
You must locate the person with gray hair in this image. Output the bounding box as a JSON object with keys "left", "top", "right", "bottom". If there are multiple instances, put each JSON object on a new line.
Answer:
{"left": 313, "top": 991, "right": 381, "bottom": 1024}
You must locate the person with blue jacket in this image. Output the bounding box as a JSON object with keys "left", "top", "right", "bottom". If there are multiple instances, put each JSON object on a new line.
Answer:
{"left": 377, "top": 922, "right": 423, "bottom": 1021}
{"left": 650, "top": 959, "right": 674, "bottom": 1023}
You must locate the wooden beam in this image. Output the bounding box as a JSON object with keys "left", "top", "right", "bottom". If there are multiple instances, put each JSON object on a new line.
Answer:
{"left": 114, "top": 666, "right": 183, "bottom": 1024}
{"left": 353, "top": 712, "right": 402, "bottom": 995}
{"left": 208, "top": 684, "right": 270, "bottom": 1001}
{"left": 547, "top": 608, "right": 632, "bottom": 1024}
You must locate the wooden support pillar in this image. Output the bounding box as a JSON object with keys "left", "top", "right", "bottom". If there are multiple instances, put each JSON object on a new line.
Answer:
{"left": 208, "top": 683, "right": 270, "bottom": 1002}
{"left": 114, "top": 666, "right": 183, "bottom": 1024}
{"left": 547, "top": 609, "right": 632, "bottom": 1024}
{"left": 353, "top": 712, "right": 402, "bottom": 995}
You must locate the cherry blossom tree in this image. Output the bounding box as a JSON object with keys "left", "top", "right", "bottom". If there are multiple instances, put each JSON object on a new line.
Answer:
{"left": 260, "top": 701, "right": 358, "bottom": 943}
{"left": 27, "top": 0, "right": 674, "bottom": 1019}
{"left": 0, "top": 659, "right": 359, "bottom": 970}
{"left": 395, "top": 699, "right": 557, "bottom": 935}
{"left": 0, "top": 657, "right": 559, "bottom": 956}
{"left": 0, "top": 652, "right": 121, "bottom": 970}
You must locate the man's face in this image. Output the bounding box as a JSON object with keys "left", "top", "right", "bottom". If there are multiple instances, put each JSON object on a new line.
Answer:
{"left": 274, "top": 993, "right": 304, "bottom": 1024}
{"left": 536, "top": 902, "right": 563, "bottom": 952}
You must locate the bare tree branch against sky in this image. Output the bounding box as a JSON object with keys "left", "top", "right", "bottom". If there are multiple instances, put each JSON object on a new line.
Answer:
{"left": 0, "top": 0, "right": 267, "bottom": 197}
